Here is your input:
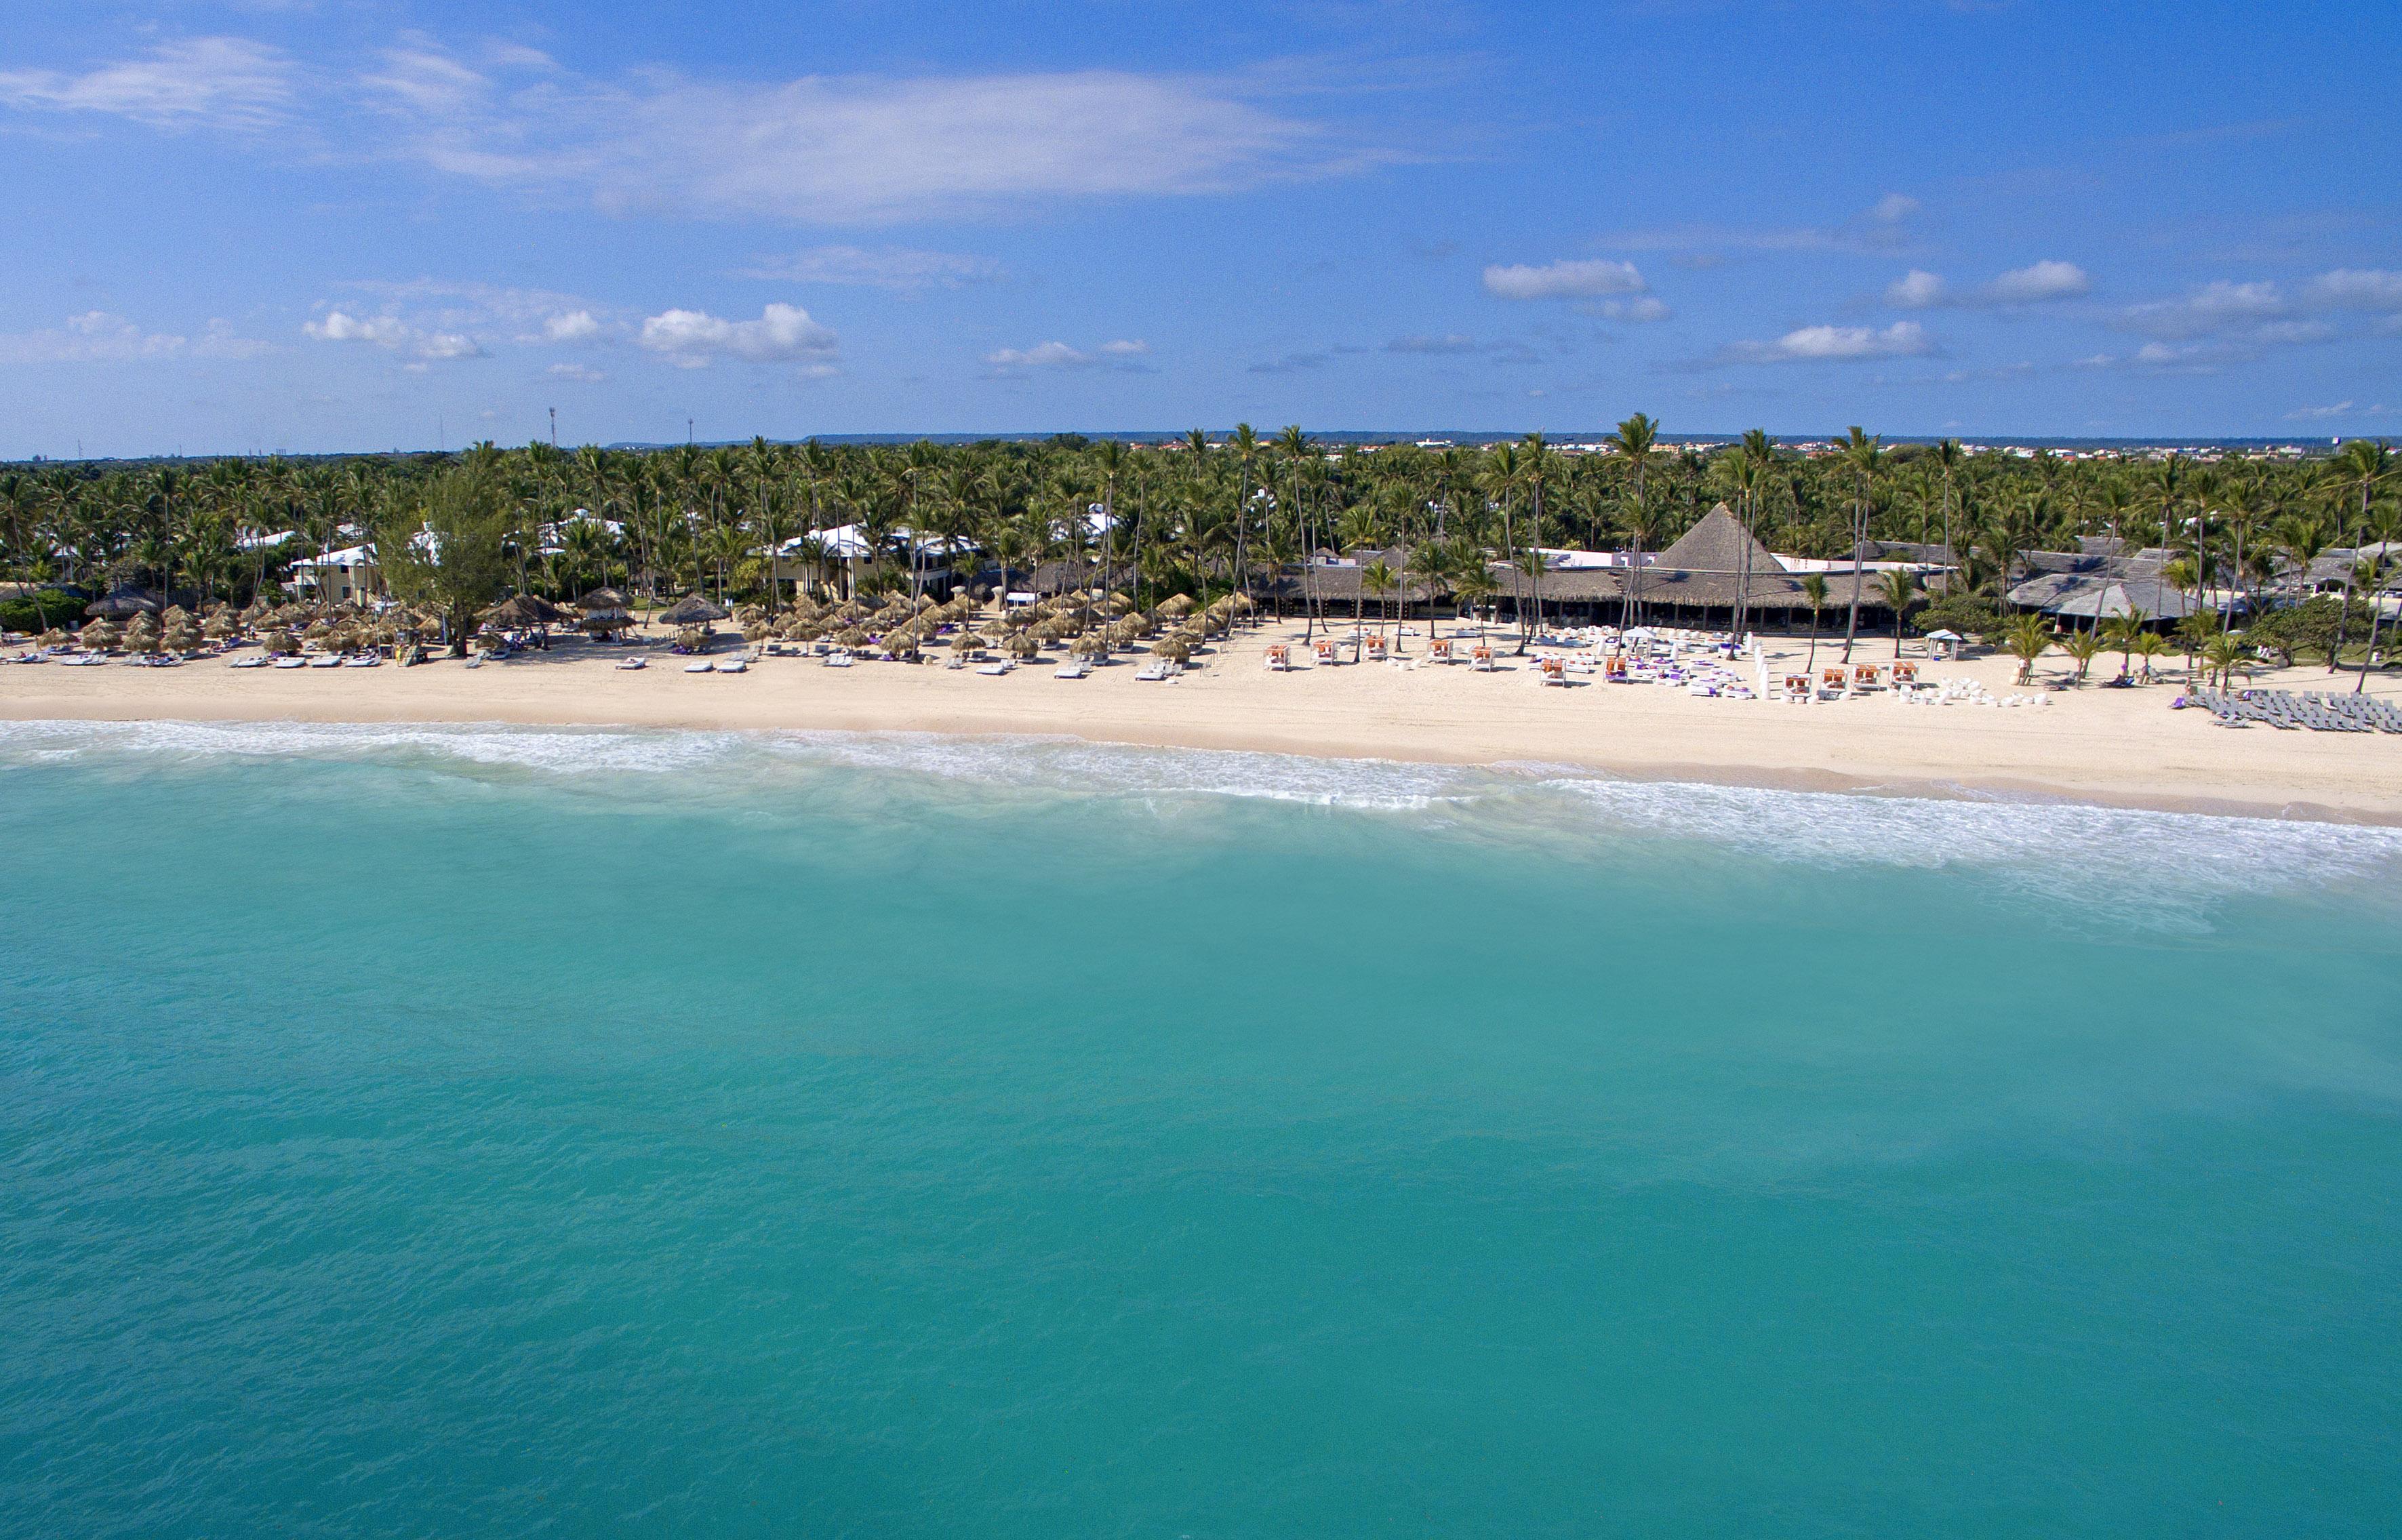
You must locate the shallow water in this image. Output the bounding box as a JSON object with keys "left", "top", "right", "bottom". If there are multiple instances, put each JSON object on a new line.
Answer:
{"left": 4, "top": 722, "right": 2399, "bottom": 1537}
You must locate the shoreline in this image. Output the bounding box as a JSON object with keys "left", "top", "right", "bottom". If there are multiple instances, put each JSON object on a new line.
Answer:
{"left": 7, "top": 621, "right": 2401, "bottom": 826}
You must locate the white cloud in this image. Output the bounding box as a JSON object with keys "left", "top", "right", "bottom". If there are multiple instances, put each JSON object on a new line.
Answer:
{"left": 1598, "top": 297, "right": 1671, "bottom": 323}
{"left": 1720, "top": 321, "right": 1934, "bottom": 363}
{"left": 738, "top": 245, "right": 1003, "bottom": 290}
{"left": 0, "top": 37, "right": 295, "bottom": 132}
{"left": 1482, "top": 258, "right": 1645, "bottom": 300}
{"left": 1886, "top": 270, "right": 1948, "bottom": 308}
{"left": 1386, "top": 334, "right": 1484, "bottom": 354}
{"left": 1869, "top": 193, "right": 1919, "bottom": 224}
{"left": 1988, "top": 260, "right": 2091, "bottom": 302}
{"left": 637, "top": 303, "right": 837, "bottom": 366}
{"left": 548, "top": 362, "right": 608, "bottom": 382}
{"left": 353, "top": 41, "right": 1378, "bottom": 223}
{"left": 2285, "top": 401, "right": 2355, "bottom": 420}
{"left": 304, "top": 308, "right": 486, "bottom": 360}
{"left": 0, "top": 311, "right": 271, "bottom": 364}
{"left": 2305, "top": 269, "right": 2402, "bottom": 310}
{"left": 542, "top": 310, "right": 603, "bottom": 342}
{"left": 2121, "top": 280, "right": 2286, "bottom": 339}
{"left": 1888, "top": 261, "right": 2087, "bottom": 309}
{"left": 980, "top": 339, "right": 1155, "bottom": 372}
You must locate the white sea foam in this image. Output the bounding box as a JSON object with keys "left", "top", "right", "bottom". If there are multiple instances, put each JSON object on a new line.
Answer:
{"left": 6, "top": 718, "right": 2397, "bottom": 910}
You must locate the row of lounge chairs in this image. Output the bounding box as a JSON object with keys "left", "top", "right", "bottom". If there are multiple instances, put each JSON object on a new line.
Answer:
{"left": 2185, "top": 687, "right": 2402, "bottom": 733}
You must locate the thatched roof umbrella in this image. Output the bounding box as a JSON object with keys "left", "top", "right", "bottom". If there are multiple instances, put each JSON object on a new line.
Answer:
{"left": 239, "top": 599, "right": 271, "bottom": 626}
{"left": 38, "top": 628, "right": 68, "bottom": 647}
{"left": 576, "top": 587, "right": 631, "bottom": 611}
{"left": 736, "top": 603, "right": 767, "bottom": 626}
{"left": 790, "top": 621, "right": 826, "bottom": 642}
{"left": 830, "top": 626, "right": 867, "bottom": 649}
{"left": 580, "top": 607, "right": 635, "bottom": 634}
{"left": 1005, "top": 632, "right": 1041, "bottom": 659}
{"left": 1070, "top": 633, "right": 1107, "bottom": 657}
{"left": 675, "top": 626, "right": 706, "bottom": 651}
{"left": 86, "top": 591, "right": 159, "bottom": 620}
{"left": 742, "top": 621, "right": 772, "bottom": 643}
{"left": 480, "top": 594, "right": 547, "bottom": 630}
{"left": 125, "top": 626, "right": 162, "bottom": 655}
{"left": 202, "top": 611, "right": 239, "bottom": 641}
{"left": 160, "top": 604, "right": 193, "bottom": 628}
{"left": 950, "top": 630, "right": 982, "bottom": 655}
{"left": 657, "top": 594, "right": 730, "bottom": 627}
{"left": 1150, "top": 637, "right": 1192, "bottom": 662}
{"left": 262, "top": 628, "right": 298, "bottom": 655}
{"left": 163, "top": 622, "right": 200, "bottom": 654}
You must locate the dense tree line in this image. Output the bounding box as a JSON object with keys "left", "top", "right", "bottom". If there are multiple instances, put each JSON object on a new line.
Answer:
{"left": 2, "top": 428, "right": 2394, "bottom": 647}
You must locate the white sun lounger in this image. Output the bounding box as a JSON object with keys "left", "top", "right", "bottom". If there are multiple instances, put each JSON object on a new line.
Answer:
{"left": 713, "top": 657, "right": 747, "bottom": 673}
{"left": 683, "top": 660, "right": 713, "bottom": 673}
{"left": 616, "top": 655, "right": 647, "bottom": 670}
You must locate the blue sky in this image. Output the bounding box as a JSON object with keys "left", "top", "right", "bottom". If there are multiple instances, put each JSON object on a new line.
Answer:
{"left": 1, "top": 0, "right": 2397, "bottom": 455}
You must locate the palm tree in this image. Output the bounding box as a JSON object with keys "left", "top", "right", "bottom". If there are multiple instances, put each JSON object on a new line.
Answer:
{"left": 1801, "top": 571, "right": 1828, "bottom": 674}
{"left": 2202, "top": 630, "right": 2248, "bottom": 691}
{"left": 1608, "top": 413, "right": 1658, "bottom": 629}
{"left": 2330, "top": 439, "right": 2393, "bottom": 672}
{"left": 2003, "top": 612, "right": 2052, "bottom": 685}
{"left": 2102, "top": 607, "right": 2150, "bottom": 682}
{"left": 1837, "top": 426, "right": 1881, "bottom": 662}
{"left": 2350, "top": 506, "right": 2398, "bottom": 692}
{"left": 1405, "top": 540, "right": 1452, "bottom": 649}
{"left": 1877, "top": 567, "right": 1916, "bottom": 656}
{"left": 1360, "top": 558, "right": 1398, "bottom": 647}
{"left": 2060, "top": 626, "right": 2103, "bottom": 685}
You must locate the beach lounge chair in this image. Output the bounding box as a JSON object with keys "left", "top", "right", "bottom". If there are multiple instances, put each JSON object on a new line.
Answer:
{"left": 1312, "top": 638, "right": 1338, "bottom": 666}
{"left": 1538, "top": 657, "right": 1569, "bottom": 686}
{"left": 1470, "top": 646, "right": 1496, "bottom": 671}
{"left": 228, "top": 655, "right": 268, "bottom": 668}
{"left": 1135, "top": 661, "right": 1169, "bottom": 682}
{"left": 273, "top": 656, "right": 306, "bottom": 669}
{"left": 616, "top": 655, "right": 647, "bottom": 670}
{"left": 824, "top": 648, "right": 854, "bottom": 668}
{"left": 1054, "top": 657, "right": 1092, "bottom": 679}
{"left": 1852, "top": 664, "right": 1882, "bottom": 691}
{"left": 713, "top": 657, "right": 747, "bottom": 673}
{"left": 976, "top": 660, "right": 1014, "bottom": 676}
{"left": 1264, "top": 643, "right": 1291, "bottom": 671}
{"left": 1783, "top": 673, "right": 1811, "bottom": 702}
{"left": 683, "top": 660, "right": 713, "bottom": 672}
{"left": 1893, "top": 661, "right": 1918, "bottom": 685}
{"left": 1428, "top": 638, "right": 1453, "bottom": 664}
{"left": 1364, "top": 634, "right": 1389, "bottom": 663}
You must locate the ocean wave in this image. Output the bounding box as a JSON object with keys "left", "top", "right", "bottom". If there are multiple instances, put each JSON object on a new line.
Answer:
{"left": 5, "top": 718, "right": 2398, "bottom": 907}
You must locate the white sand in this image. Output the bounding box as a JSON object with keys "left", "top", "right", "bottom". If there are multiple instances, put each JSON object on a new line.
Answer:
{"left": 8, "top": 620, "right": 2401, "bottom": 823}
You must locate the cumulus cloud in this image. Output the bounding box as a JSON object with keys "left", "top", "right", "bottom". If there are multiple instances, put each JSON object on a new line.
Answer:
{"left": 542, "top": 310, "right": 603, "bottom": 342}
{"left": 1988, "top": 260, "right": 2091, "bottom": 302}
{"left": 344, "top": 41, "right": 1386, "bottom": 223}
{"left": 1598, "top": 297, "right": 1671, "bottom": 323}
{"left": 0, "top": 310, "right": 269, "bottom": 364}
{"left": 1868, "top": 192, "right": 1919, "bottom": 224}
{"left": 2121, "top": 279, "right": 2287, "bottom": 340}
{"left": 2305, "top": 269, "right": 2402, "bottom": 310}
{"left": 981, "top": 339, "right": 1151, "bottom": 372}
{"left": 1888, "top": 260, "right": 2089, "bottom": 308}
{"left": 1482, "top": 258, "right": 1647, "bottom": 301}
{"left": 0, "top": 37, "right": 295, "bottom": 132}
{"left": 304, "top": 308, "right": 485, "bottom": 359}
{"left": 1715, "top": 321, "right": 1936, "bottom": 365}
{"left": 738, "top": 245, "right": 1003, "bottom": 290}
{"left": 637, "top": 303, "right": 837, "bottom": 366}
{"left": 1385, "top": 333, "right": 1485, "bottom": 354}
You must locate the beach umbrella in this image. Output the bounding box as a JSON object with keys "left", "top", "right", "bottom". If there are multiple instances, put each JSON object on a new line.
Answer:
{"left": 675, "top": 626, "right": 706, "bottom": 651}
{"left": 576, "top": 587, "right": 630, "bottom": 611}
{"left": 202, "top": 611, "right": 238, "bottom": 640}
{"left": 160, "top": 604, "right": 193, "bottom": 628}
{"left": 1150, "top": 637, "right": 1190, "bottom": 661}
{"left": 835, "top": 626, "right": 872, "bottom": 648}
{"left": 950, "top": 631, "right": 982, "bottom": 655}
{"left": 38, "top": 628, "right": 67, "bottom": 647}
{"left": 262, "top": 628, "right": 297, "bottom": 655}
{"left": 1005, "top": 632, "right": 1041, "bottom": 658}
{"left": 85, "top": 590, "right": 160, "bottom": 620}
{"left": 736, "top": 603, "right": 767, "bottom": 626}
{"left": 742, "top": 621, "right": 772, "bottom": 643}
{"left": 1070, "top": 634, "right": 1107, "bottom": 657}
{"left": 657, "top": 594, "right": 729, "bottom": 626}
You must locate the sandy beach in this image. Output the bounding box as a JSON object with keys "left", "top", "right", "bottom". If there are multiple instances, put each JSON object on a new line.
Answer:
{"left": 7, "top": 620, "right": 2401, "bottom": 823}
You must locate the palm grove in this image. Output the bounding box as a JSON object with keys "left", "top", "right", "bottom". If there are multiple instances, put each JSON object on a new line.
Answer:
{"left": 1, "top": 426, "right": 2395, "bottom": 681}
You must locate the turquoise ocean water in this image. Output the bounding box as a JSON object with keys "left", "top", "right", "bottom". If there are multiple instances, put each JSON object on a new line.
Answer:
{"left": 3, "top": 721, "right": 2400, "bottom": 1538}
